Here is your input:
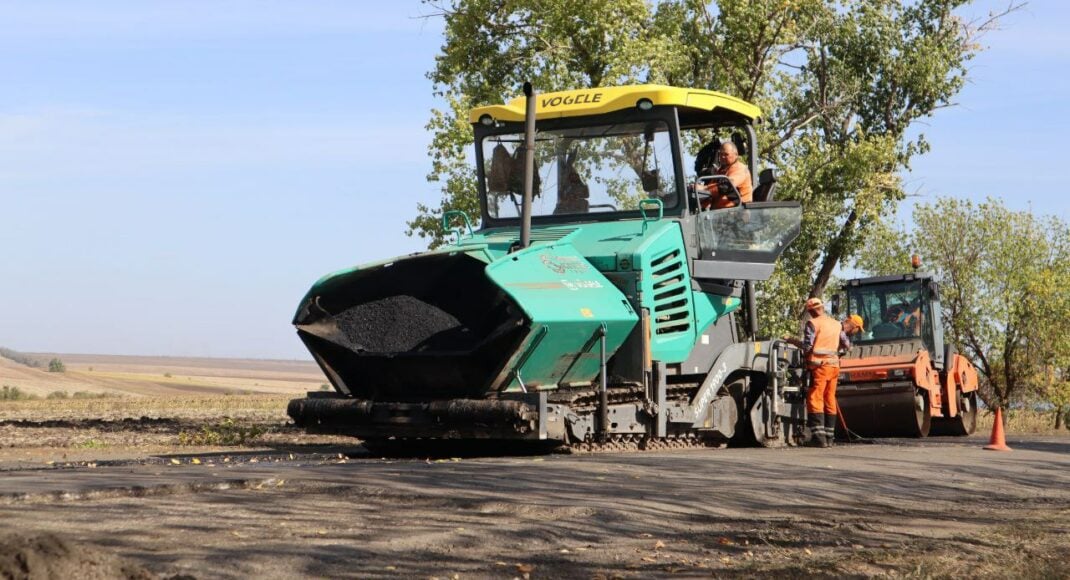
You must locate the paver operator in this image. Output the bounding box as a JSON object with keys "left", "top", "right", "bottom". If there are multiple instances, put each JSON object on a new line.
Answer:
{"left": 784, "top": 297, "right": 855, "bottom": 447}
{"left": 694, "top": 141, "right": 752, "bottom": 209}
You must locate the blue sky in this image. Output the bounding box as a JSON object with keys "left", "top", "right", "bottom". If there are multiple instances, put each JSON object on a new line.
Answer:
{"left": 1, "top": 1, "right": 1065, "bottom": 360}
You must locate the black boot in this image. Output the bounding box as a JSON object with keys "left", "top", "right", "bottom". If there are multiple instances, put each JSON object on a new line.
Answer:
{"left": 824, "top": 413, "right": 838, "bottom": 447}
{"left": 805, "top": 413, "right": 827, "bottom": 447}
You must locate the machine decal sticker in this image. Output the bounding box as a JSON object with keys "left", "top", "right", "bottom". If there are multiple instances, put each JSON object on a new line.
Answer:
{"left": 696, "top": 361, "right": 729, "bottom": 412}
{"left": 561, "top": 280, "right": 602, "bottom": 291}
{"left": 540, "top": 254, "right": 589, "bottom": 274}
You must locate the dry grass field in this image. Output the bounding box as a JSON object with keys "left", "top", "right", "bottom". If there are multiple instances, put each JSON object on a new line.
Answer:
{"left": 0, "top": 352, "right": 339, "bottom": 466}
{"left": 0, "top": 352, "right": 325, "bottom": 399}
{"left": 977, "top": 407, "right": 1070, "bottom": 435}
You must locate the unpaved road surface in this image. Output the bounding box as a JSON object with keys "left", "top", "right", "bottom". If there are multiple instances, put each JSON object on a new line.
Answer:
{"left": 1, "top": 435, "right": 1068, "bottom": 579}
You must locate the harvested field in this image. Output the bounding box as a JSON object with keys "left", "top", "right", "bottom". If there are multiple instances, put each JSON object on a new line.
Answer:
{"left": 0, "top": 353, "right": 336, "bottom": 466}
{"left": 0, "top": 352, "right": 325, "bottom": 398}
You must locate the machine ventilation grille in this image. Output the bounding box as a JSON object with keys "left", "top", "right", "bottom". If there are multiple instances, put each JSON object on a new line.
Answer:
{"left": 649, "top": 249, "right": 691, "bottom": 335}
{"left": 484, "top": 228, "right": 578, "bottom": 244}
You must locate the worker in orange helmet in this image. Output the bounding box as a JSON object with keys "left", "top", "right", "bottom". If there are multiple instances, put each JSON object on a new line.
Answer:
{"left": 784, "top": 297, "right": 852, "bottom": 447}
{"left": 843, "top": 314, "right": 865, "bottom": 340}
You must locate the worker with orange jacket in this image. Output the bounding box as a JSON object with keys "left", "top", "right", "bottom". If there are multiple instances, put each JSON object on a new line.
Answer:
{"left": 694, "top": 142, "right": 752, "bottom": 209}
{"left": 897, "top": 302, "right": 922, "bottom": 336}
{"left": 784, "top": 297, "right": 854, "bottom": 447}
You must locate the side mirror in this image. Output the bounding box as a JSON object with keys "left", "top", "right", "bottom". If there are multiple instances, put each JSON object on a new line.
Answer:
{"left": 831, "top": 293, "right": 842, "bottom": 317}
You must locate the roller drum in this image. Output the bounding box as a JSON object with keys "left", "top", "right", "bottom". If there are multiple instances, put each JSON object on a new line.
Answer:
{"left": 837, "top": 383, "right": 931, "bottom": 438}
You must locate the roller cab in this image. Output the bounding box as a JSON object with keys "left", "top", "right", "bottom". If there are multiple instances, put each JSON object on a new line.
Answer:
{"left": 835, "top": 273, "right": 980, "bottom": 438}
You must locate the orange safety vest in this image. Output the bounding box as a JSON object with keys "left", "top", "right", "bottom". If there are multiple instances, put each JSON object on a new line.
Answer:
{"left": 711, "top": 161, "right": 753, "bottom": 209}
{"left": 808, "top": 315, "right": 843, "bottom": 367}
{"left": 902, "top": 308, "right": 921, "bottom": 334}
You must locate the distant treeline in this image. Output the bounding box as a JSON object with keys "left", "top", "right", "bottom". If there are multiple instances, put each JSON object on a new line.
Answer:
{"left": 0, "top": 347, "right": 41, "bottom": 368}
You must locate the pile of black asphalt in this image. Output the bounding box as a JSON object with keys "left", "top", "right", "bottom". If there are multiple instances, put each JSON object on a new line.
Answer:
{"left": 333, "top": 295, "right": 477, "bottom": 353}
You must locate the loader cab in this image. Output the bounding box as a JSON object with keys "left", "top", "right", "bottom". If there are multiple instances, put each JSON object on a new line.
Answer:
{"left": 839, "top": 274, "right": 948, "bottom": 369}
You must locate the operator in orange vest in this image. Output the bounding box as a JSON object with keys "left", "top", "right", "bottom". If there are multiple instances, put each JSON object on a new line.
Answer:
{"left": 784, "top": 297, "right": 852, "bottom": 447}
{"left": 694, "top": 142, "right": 753, "bottom": 209}
{"left": 897, "top": 301, "right": 922, "bottom": 336}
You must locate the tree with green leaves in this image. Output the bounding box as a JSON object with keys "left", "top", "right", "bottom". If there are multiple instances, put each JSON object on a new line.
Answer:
{"left": 410, "top": 0, "right": 1016, "bottom": 338}
{"left": 855, "top": 197, "right": 1070, "bottom": 420}
{"left": 47, "top": 358, "right": 66, "bottom": 373}
{"left": 1021, "top": 229, "right": 1070, "bottom": 428}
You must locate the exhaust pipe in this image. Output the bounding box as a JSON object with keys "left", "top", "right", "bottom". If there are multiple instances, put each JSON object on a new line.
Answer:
{"left": 520, "top": 82, "right": 536, "bottom": 249}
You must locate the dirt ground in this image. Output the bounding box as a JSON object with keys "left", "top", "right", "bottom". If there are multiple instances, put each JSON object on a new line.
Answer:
{"left": 2, "top": 355, "right": 1067, "bottom": 578}
{"left": 1, "top": 401, "right": 1068, "bottom": 579}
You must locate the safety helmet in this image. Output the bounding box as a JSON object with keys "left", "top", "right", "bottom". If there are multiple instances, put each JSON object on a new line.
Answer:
{"left": 805, "top": 297, "right": 824, "bottom": 311}
{"left": 848, "top": 314, "right": 864, "bottom": 331}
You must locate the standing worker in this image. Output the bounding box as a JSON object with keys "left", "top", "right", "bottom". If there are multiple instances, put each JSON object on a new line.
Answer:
{"left": 784, "top": 297, "right": 853, "bottom": 447}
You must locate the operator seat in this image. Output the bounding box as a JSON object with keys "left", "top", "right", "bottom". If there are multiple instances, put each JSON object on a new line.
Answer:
{"left": 731, "top": 132, "right": 748, "bottom": 158}
{"left": 694, "top": 138, "right": 721, "bottom": 176}
{"left": 751, "top": 169, "right": 777, "bottom": 202}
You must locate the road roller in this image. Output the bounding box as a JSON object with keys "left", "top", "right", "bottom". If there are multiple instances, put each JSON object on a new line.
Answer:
{"left": 286, "top": 84, "right": 816, "bottom": 451}
{"left": 833, "top": 267, "right": 980, "bottom": 438}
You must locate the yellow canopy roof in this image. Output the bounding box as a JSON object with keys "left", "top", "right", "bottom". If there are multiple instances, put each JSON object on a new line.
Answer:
{"left": 469, "top": 84, "right": 761, "bottom": 123}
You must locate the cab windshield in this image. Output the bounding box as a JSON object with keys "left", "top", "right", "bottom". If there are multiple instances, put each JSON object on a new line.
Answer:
{"left": 845, "top": 280, "right": 930, "bottom": 346}
{"left": 480, "top": 120, "right": 679, "bottom": 219}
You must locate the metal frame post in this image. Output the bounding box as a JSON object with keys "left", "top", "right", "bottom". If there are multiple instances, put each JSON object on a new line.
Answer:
{"left": 520, "top": 82, "right": 536, "bottom": 249}
{"left": 598, "top": 324, "right": 609, "bottom": 440}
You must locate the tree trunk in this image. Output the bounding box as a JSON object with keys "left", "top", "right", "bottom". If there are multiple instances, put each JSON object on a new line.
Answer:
{"left": 809, "top": 208, "right": 858, "bottom": 298}
{"left": 1056, "top": 404, "right": 1065, "bottom": 430}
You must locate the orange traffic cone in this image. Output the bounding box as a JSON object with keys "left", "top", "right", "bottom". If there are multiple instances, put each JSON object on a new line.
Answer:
{"left": 983, "top": 407, "right": 1012, "bottom": 451}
